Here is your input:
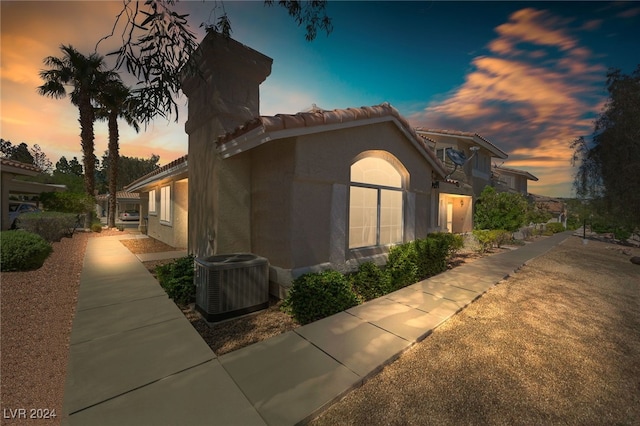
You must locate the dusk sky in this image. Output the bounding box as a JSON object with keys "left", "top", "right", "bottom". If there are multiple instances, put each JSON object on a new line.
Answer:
{"left": 2, "top": 1, "right": 640, "bottom": 197}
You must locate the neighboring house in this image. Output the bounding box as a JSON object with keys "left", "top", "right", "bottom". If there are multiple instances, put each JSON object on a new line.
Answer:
{"left": 529, "top": 193, "right": 567, "bottom": 226}
{"left": 1, "top": 158, "right": 65, "bottom": 230}
{"left": 124, "top": 155, "right": 188, "bottom": 249}
{"left": 95, "top": 191, "right": 141, "bottom": 221}
{"left": 181, "top": 32, "right": 448, "bottom": 296}
{"left": 491, "top": 165, "right": 538, "bottom": 195}
{"left": 415, "top": 129, "right": 509, "bottom": 233}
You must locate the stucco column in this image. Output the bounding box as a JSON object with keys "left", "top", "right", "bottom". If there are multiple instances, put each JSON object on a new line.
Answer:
{"left": 329, "top": 184, "right": 347, "bottom": 266}
{"left": 181, "top": 32, "right": 272, "bottom": 258}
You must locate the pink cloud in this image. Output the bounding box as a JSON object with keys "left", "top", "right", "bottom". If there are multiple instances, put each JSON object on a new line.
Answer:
{"left": 409, "top": 7, "right": 609, "bottom": 197}
{"left": 494, "top": 8, "right": 576, "bottom": 51}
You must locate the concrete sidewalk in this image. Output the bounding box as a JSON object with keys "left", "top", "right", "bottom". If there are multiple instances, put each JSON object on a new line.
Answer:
{"left": 63, "top": 232, "right": 570, "bottom": 425}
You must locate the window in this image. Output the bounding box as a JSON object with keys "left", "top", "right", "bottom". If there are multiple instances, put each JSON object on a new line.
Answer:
{"left": 349, "top": 156, "right": 404, "bottom": 249}
{"left": 160, "top": 185, "right": 171, "bottom": 223}
{"left": 148, "top": 189, "right": 156, "bottom": 214}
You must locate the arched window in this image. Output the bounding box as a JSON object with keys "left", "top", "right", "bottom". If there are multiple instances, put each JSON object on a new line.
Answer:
{"left": 349, "top": 156, "right": 404, "bottom": 249}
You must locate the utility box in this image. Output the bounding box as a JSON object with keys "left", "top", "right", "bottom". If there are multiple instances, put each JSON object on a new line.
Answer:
{"left": 194, "top": 253, "right": 269, "bottom": 322}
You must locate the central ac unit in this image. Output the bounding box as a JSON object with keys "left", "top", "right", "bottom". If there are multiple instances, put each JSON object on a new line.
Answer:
{"left": 194, "top": 253, "right": 269, "bottom": 322}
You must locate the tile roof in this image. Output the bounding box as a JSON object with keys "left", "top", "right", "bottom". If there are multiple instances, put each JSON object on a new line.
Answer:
{"left": 216, "top": 102, "right": 448, "bottom": 178}
{"left": 0, "top": 158, "right": 42, "bottom": 174}
{"left": 414, "top": 128, "right": 508, "bottom": 159}
{"left": 96, "top": 191, "right": 141, "bottom": 201}
{"left": 124, "top": 155, "right": 188, "bottom": 191}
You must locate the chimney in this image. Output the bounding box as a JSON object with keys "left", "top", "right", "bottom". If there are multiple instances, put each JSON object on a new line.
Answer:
{"left": 182, "top": 31, "right": 273, "bottom": 136}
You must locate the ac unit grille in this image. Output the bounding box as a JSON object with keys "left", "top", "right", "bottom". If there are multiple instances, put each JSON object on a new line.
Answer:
{"left": 195, "top": 253, "right": 269, "bottom": 322}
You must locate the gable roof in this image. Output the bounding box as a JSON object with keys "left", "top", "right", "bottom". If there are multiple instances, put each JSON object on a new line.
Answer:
{"left": 415, "top": 128, "right": 508, "bottom": 159}
{"left": 493, "top": 165, "right": 539, "bottom": 181}
{"left": 124, "top": 155, "right": 188, "bottom": 192}
{"left": 216, "top": 103, "right": 448, "bottom": 178}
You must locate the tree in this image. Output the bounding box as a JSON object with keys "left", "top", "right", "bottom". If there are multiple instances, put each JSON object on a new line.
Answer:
{"left": 38, "top": 45, "right": 117, "bottom": 226}
{"left": 96, "top": 79, "right": 141, "bottom": 228}
{"left": 571, "top": 65, "right": 640, "bottom": 228}
{"left": 55, "top": 156, "right": 84, "bottom": 177}
{"left": 30, "top": 144, "right": 53, "bottom": 174}
{"left": 98, "top": 0, "right": 332, "bottom": 124}
{"left": 474, "top": 186, "right": 528, "bottom": 232}
{"left": 100, "top": 153, "right": 160, "bottom": 191}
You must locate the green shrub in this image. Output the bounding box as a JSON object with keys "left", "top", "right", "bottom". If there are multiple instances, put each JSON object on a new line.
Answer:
{"left": 474, "top": 186, "right": 528, "bottom": 232}
{"left": 414, "top": 238, "right": 447, "bottom": 279}
{"left": 284, "top": 270, "right": 359, "bottom": 325}
{"left": 91, "top": 224, "right": 103, "bottom": 233}
{"left": 545, "top": 222, "right": 565, "bottom": 234}
{"left": 39, "top": 191, "right": 94, "bottom": 214}
{"left": 427, "top": 232, "right": 464, "bottom": 257}
{"left": 156, "top": 255, "right": 195, "bottom": 305}
{"left": 472, "top": 229, "right": 511, "bottom": 253}
{"left": 350, "top": 262, "right": 392, "bottom": 301}
{"left": 386, "top": 242, "right": 419, "bottom": 290}
{"left": 17, "top": 211, "right": 80, "bottom": 242}
{"left": 1, "top": 231, "right": 53, "bottom": 271}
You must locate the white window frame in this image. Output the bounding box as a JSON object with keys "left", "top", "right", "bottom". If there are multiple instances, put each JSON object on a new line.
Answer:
{"left": 349, "top": 156, "right": 404, "bottom": 249}
{"left": 160, "top": 185, "right": 171, "bottom": 225}
{"left": 148, "top": 189, "right": 157, "bottom": 215}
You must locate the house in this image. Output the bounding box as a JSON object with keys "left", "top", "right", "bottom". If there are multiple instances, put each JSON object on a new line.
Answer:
{"left": 415, "top": 129, "right": 508, "bottom": 233}
{"left": 95, "top": 191, "right": 141, "bottom": 222}
{"left": 124, "top": 155, "right": 188, "bottom": 249}
{"left": 1, "top": 158, "right": 66, "bottom": 230}
{"left": 491, "top": 165, "right": 538, "bottom": 195}
{"left": 180, "top": 32, "right": 448, "bottom": 296}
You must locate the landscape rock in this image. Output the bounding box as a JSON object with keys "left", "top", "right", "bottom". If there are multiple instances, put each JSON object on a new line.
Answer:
{"left": 631, "top": 257, "right": 640, "bottom": 265}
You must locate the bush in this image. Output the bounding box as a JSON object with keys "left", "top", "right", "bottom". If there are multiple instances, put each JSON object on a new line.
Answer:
{"left": 350, "top": 262, "right": 392, "bottom": 302}
{"left": 386, "top": 242, "right": 419, "bottom": 290}
{"left": 39, "top": 191, "right": 94, "bottom": 214}
{"left": 17, "top": 211, "right": 80, "bottom": 242}
{"left": 472, "top": 229, "right": 511, "bottom": 253}
{"left": 91, "top": 224, "right": 103, "bottom": 233}
{"left": 284, "top": 270, "right": 359, "bottom": 325}
{"left": 1, "top": 231, "right": 53, "bottom": 271}
{"left": 427, "top": 232, "right": 464, "bottom": 257}
{"left": 545, "top": 222, "right": 565, "bottom": 234}
{"left": 156, "top": 255, "right": 195, "bottom": 305}
{"left": 474, "top": 186, "right": 528, "bottom": 232}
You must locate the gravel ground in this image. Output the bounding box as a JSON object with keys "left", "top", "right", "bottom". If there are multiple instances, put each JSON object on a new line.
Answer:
{"left": 1, "top": 231, "right": 92, "bottom": 426}
{"left": 312, "top": 236, "right": 640, "bottom": 425}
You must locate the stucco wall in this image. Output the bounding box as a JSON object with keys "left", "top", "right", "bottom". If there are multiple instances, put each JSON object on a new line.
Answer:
{"left": 144, "top": 179, "right": 188, "bottom": 249}
{"left": 250, "top": 138, "right": 296, "bottom": 268}
{"left": 287, "top": 121, "right": 435, "bottom": 272}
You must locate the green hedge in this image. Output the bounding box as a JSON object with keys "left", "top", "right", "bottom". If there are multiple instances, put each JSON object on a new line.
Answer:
{"left": 349, "top": 262, "right": 392, "bottom": 301}
{"left": 1, "top": 231, "right": 53, "bottom": 271}
{"left": 284, "top": 270, "right": 359, "bottom": 325}
{"left": 545, "top": 222, "right": 565, "bottom": 234}
{"left": 472, "top": 229, "right": 512, "bottom": 253}
{"left": 284, "top": 234, "right": 463, "bottom": 324}
{"left": 17, "top": 211, "right": 80, "bottom": 242}
{"left": 156, "top": 255, "right": 195, "bottom": 305}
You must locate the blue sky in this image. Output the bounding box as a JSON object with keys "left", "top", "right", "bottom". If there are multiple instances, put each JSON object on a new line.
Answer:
{"left": 2, "top": 1, "right": 640, "bottom": 197}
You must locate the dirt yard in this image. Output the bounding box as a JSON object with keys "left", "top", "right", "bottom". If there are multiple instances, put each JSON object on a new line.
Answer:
{"left": 311, "top": 236, "right": 640, "bottom": 425}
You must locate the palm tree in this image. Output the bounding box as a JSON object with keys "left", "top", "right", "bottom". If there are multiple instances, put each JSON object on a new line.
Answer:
{"left": 96, "top": 79, "right": 140, "bottom": 228}
{"left": 38, "top": 45, "right": 116, "bottom": 227}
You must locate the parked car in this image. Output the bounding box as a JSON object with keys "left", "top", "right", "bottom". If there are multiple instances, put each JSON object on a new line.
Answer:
{"left": 8, "top": 202, "right": 41, "bottom": 229}
{"left": 119, "top": 210, "right": 140, "bottom": 221}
